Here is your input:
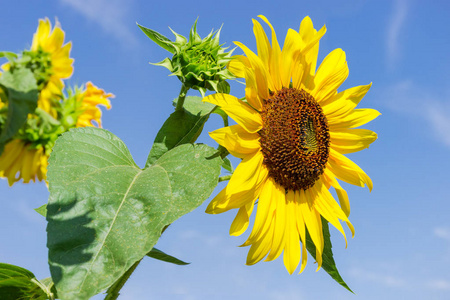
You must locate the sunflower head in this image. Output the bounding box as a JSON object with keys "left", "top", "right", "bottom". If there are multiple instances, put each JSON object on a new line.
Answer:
{"left": 2, "top": 18, "right": 73, "bottom": 117}
{"left": 0, "top": 139, "right": 48, "bottom": 186}
{"left": 61, "top": 82, "right": 113, "bottom": 128}
{"left": 203, "top": 15, "right": 380, "bottom": 275}
{"left": 144, "top": 19, "right": 235, "bottom": 97}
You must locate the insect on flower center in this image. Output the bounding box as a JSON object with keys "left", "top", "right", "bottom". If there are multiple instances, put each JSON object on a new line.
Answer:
{"left": 259, "top": 87, "right": 330, "bottom": 191}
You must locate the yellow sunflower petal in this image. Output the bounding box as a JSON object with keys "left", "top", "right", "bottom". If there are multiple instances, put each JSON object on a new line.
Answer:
{"left": 230, "top": 199, "right": 256, "bottom": 236}
{"left": 301, "top": 189, "right": 323, "bottom": 270}
{"left": 242, "top": 178, "right": 279, "bottom": 246}
{"left": 297, "top": 16, "right": 326, "bottom": 90}
{"left": 31, "top": 18, "right": 50, "bottom": 51}
{"left": 247, "top": 220, "right": 274, "bottom": 265}
{"left": 330, "top": 128, "right": 378, "bottom": 154}
{"left": 258, "top": 15, "right": 282, "bottom": 91}
{"left": 206, "top": 153, "right": 268, "bottom": 213}
{"left": 323, "top": 168, "right": 351, "bottom": 217}
{"left": 37, "top": 149, "right": 48, "bottom": 181}
{"left": 294, "top": 191, "right": 308, "bottom": 274}
{"left": 312, "top": 48, "right": 348, "bottom": 104}
{"left": 227, "top": 151, "right": 267, "bottom": 195}
{"left": 328, "top": 108, "right": 381, "bottom": 130}
{"left": 283, "top": 193, "right": 301, "bottom": 274}
{"left": 0, "top": 140, "right": 23, "bottom": 170}
{"left": 252, "top": 19, "right": 271, "bottom": 72}
{"left": 311, "top": 182, "right": 349, "bottom": 246}
{"left": 209, "top": 124, "right": 260, "bottom": 158}
{"left": 321, "top": 83, "right": 372, "bottom": 117}
{"left": 234, "top": 41, "right": 272, "bottom": 95}
{"left": 243, "top": 66, "right": 263, "bottom": 110}
{"left": 328, "top": 148, "right": 373, "bottom": 191}
{"left": 280, "top": 29, "right": 301, "bottom": 88}
{"left": 20, "top": 148, "right": 35, "bottom": 183}
{"left": 203, "top": 93, "right": 262, "bottom": 133}
{"left": 227, "top": 55, "right": 251, "bottom": 78}
{"left": 265, "top": 188, "right": 289, "bottom": 262}
{"left": 47, "top": 26, "right": 65, "bottom": 53}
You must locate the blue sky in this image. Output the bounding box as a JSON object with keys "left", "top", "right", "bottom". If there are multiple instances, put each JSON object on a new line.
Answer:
{"left": 1, "top": 0, "right": 450, "bottom": 299}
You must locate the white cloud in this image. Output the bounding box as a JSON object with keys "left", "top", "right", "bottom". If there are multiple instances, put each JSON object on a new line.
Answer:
{"left": 349, "top": 267, "right": 407, "bottom": 288}
{"left": 382, "top": 80, "right": 450, "bottom": 148}
{"left": 386, "top": 0, "right": 408, "bottom": 69}
{"left": 179, "top": 229, "right": 223, "bottom": 248}
{"left": 59, "top": 0, "right": 138, "bottom": 47}
{"left": 434, "top": 227, "right": 450, "bottom": 241}
{"left": 426, "top": 106, "right": 450, "bottom": 148}
{"left": 426, "top": 279, "right": 450, "bottom": 291}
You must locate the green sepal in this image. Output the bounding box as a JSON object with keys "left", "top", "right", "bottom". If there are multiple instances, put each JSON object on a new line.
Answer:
{"left": 46, "top": 127, "right": 222, "bottom": 299}
{"left": 0, "top": 263, "right": 54, "bottom": 300}
{"left": 0, "top": 67, "right": 38, "bottom": 155}
{"left": 151, "top": 57, "right": 173, "bottom": 72}
{"left": 137, "top": 23, "right": 175, "bottom": 54}
{"left": 147, "top": 248, "right": 189, "bottom": 265}
{"left": 146, "top": 96, "right": 216, "bottom": 167}
{"left": 221, "top": 157, "right": 233, "bottom": 173}
{"left": 168, "top": 27, "right": 187, "bottom": 52}
{"left": 0, "top": 51, "right": 18, "bottom": 61}
{"left": 305, "top": 217, "right": 353, "bottom": 293}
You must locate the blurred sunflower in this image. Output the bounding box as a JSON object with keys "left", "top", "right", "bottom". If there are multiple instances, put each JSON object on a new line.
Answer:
{"left": 2, "top": 18, "right": 73, "bottom": 116}
{"left": 0, "top": 140, "right": 47, "bottom": 186}
{"left": 74, "top": 82, "right": 113, "bottom": 128}
{"left": 204, "top": 15, "right": 380, "bottom": 274}
{"left": 0, "top": 82, "right": 113, "bottom": 186}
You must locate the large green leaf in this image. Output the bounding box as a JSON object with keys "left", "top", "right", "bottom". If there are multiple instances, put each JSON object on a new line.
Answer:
{"left": 0, "top": 263, "right": 49, "bottom": 300}
{"left": 147, "top": 248, "right": 189, "bottom": 265}
{"left": 46, "top": 127, "right": 222, "bottom": 299}
{"left": 0, "top": 67, "right": 38, "bottom": 155}
{"left": 146, "top": 96, "right": 215, "bottom": 167}
{"left": 137, "top": 23, "right": 175, "bottom": 54}
{"left": 305, "top": 217, "right": 353, "bottom": 293}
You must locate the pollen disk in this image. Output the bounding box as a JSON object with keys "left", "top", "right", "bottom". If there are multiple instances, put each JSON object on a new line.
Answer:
{"left": 259, "top": 87, "right": 330, "bottom": 191}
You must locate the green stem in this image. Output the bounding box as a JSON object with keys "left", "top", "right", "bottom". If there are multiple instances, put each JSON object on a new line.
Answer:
{"left": 31, "top": 278, "right": 54, "bottom": 300}
{"left": 104, "top": 258, "right": 143, "bottom": 300}
{"left": 219, "top": 175, "right": 232, "bottom": 182}
{"left": 175, "top": 84, "right": 189, "bottom": 111}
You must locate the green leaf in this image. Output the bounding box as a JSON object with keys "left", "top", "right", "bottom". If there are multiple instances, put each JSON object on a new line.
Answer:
{"left": 147, "top": 248, "right": 189, "bottom": 265}
{"left": 0, "top": 67, "right": 38, "bottom": 155}
{"left": 0, "top": 263, "right": 49, "bottom": 300}
{"left": 221, "top": 157, "right": 233, "bottom": 173}
{"left": 35, "top": 204, "right": 47, "bottom": 218}
{"left": 46, "top": 127, "right": 222, "bottom": 300}
{"left": 305, "top": 217, "right": 353, "bottom": 293}
{"left": 146, "top": 96, "right": 216, "bottom": 167}
{"left": 137, "top": 23, "right": 175, "bottom": 54}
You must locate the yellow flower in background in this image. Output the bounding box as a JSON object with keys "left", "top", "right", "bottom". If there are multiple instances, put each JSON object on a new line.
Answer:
{"left": 31, "top": 18, "right": 74, "bottom": 116}
{"left": 75, "top": 82, "right": 113, "bottom": 128}
{"left": 0, "top": 140, "right": 48, "bottom": 186}
{"left": 0, "top": 18, "right": 74, "bottom": 117}
{"left": 204, "top": 16, "right": 379, "bottom": 274}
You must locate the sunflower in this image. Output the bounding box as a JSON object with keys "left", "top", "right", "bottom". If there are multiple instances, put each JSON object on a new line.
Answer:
{"left": 1, "top": 18, "right": 74, "bottom": 116}
{"left": 32, "top": 18, "right": 74, "bottom": 116}
{"left": 203, "top": 16, "right": 380, "bottom": 274}
{"left": 75, "top": 82, "right": 113, "bottom": 128}
{"left": 0, "top": 139, "right": 48, "bottom": 186}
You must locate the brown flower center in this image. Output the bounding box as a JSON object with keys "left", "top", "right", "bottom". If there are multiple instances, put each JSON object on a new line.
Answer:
{"left": 259, "top": 87, "right": 330, "bottom": 191}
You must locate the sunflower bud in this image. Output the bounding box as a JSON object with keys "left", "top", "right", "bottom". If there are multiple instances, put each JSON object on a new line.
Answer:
{"left": 139, "top": 19, "right": 235, "bottom": 97}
